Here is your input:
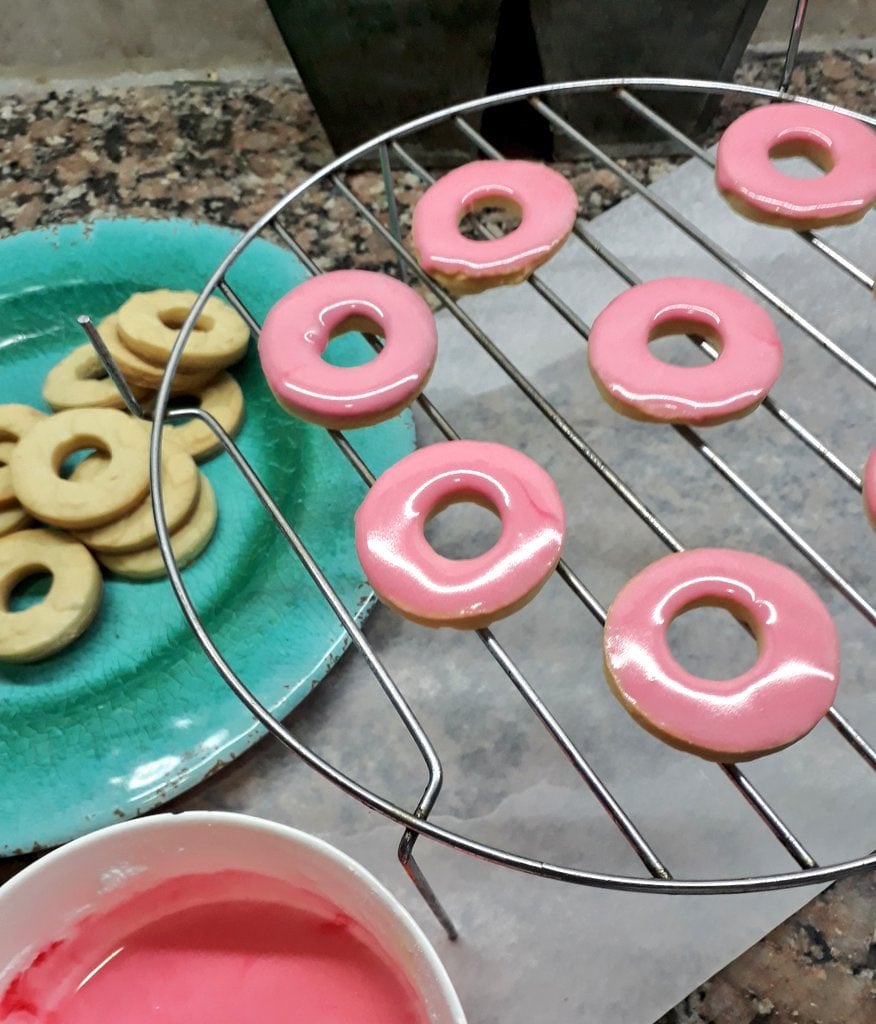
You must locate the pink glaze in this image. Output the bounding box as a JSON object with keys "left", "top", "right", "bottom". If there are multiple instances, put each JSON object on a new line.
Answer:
{"left": 355, "top": 440, "right": 565, "bottom": 628}
{"left": 715, "top": 102, "right": 876, "bottom": 226}
{"left": 411, "top": 160, "right": 578, "bottom": 283}
{"left": 864, "top": 447, "right": 876, "bottom": 529}
{"left": 0, "top": 869, "right": 429, "bottom": 1024}
{"left": 587, "top": 277, "right": 783, "bottom": 425}
{"left": 603, "top": 548, "right": 840, "bottom": 760}
{"left": 258, "top": 269, "right": 438, "bottom": 429}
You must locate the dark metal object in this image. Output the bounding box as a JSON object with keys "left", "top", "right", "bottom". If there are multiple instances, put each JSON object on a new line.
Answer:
{"left": 529, "top": 0, "right": 770, "bottom": 156}
{"left": 264, "top": 0, "right": 768, "bottom": 160}
{"left": 264, "top": 0, "right": 502, "bottom": 160}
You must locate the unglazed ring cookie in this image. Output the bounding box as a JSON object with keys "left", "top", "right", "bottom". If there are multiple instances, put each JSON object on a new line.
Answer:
{"left": 715, "top": 102, "right": 876, "bottom": 229}
{"left": 10, "top": 408, "right": 151, "bottom": 529}
{"left": 116, "top": 289, "right": 249, "bottom": 373}
{"left": 42, "top": 343, "right": 150, "bottom": 411}
{"left": 587, "top": 277, "right": 783, "bottom": 425}
{"left": 0, "top": 404, "right": 46, "bottom": 508}
{"left": 152, "top": 371, "right": 245, "bottom": 461}
{"left": 98, "top": 475, "right": 217, "bottom": 580}
{"left": 602, "top": 548, "right": 840, "bottom": 762}
{"left": 411, "top": 160, "right": 579, "bottom": 294}
{"left": 355, "top": 440, "right": 565, "bottom": 628}
{"left": 72, "top": 430, "right": 200, "bottom": 553}
{"left": 864, "top": 447, "right": 876, "bottom": 530}
{"left": 97, "top": 314, "right": 219, "bottom": 394}
{"left": 259, "top": 270, "right": 438, "bottom": 429}
{"left": 0, "top": 529, "right": 102, "bottom": 662}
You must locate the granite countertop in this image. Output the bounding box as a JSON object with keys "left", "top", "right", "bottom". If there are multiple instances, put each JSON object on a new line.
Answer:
{"left": 0, "top": 46, "right": 874, "bottom": 1024}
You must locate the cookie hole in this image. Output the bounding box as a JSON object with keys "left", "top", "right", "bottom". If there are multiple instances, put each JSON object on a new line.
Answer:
{"left": 80, "top": 363, "right": 109, "bottom": 381}
{"left": 59, "top": 447, "right": 101, "bottom": 479}
{"left": 458, "top": 201, "right": 522, "bottom": 241}
{"left": 667, "top": 603, "right": 759, "bottom": 682}
{"left": 0, "top": 441, "right": 14, "bottom": 467}
{"left": 648, "top": 334, "right": 717, "bottom": 368}
{"left": 158, "top": 307, "right": 214, "bottom": 333}
{"left": 648, "top": 321, "right": 721, "bottom": 368}
{"left": 325, "top": 316, "right": 381, "bottom": 368}
{"left": 769, "top": 154, "right": 827, "bottom": 179}
{"left": 7, "top": 571, "right": 52, "bottom": 613}
{"left": 425, "top": 497, "right": 502, "bottom": 560}
{"left": 768, "top": 141, "right": 832, "bottom": 179}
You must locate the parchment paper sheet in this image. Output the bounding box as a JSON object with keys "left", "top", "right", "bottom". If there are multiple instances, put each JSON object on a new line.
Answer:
{"left": 178, "top": 149, "right": 875, "bottom": 1023}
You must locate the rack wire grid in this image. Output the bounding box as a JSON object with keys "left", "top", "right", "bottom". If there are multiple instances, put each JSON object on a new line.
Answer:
{"left": 90, "top": 9, "right": 875, "bottom": 941}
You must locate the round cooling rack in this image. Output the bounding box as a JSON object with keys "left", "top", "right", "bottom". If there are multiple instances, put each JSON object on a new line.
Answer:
{"left": 144, "top": 77, "right": 876, "bottom": 935}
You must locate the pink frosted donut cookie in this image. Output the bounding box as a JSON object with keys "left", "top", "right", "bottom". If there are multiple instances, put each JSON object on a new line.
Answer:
{"left": 716, "top": 102, "right": 876, "bottom": 229}
{"left": 258, "top": 270, "right": 437, "bottom": 430}
{"left": 355, "top": 440, "right": 565, "bottom": 629}
{"left": 603, "top": 548, "right": 840, "bottom": 762}
{"left": 864, "top": 447, "right": 876, "bottom": 530}
{"left": 588, "top": 277, "right": 783, "bottom": 425}
{"left": 411, "top": 160, "right": 579, "bottom": 294}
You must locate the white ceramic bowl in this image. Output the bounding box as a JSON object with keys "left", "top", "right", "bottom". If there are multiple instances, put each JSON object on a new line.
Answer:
{"left": 0, "top": 811, "right": 466, "bottom": 1023}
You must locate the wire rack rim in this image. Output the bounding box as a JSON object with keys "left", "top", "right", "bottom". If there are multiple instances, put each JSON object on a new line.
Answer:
{"left": 148, "top": 76, "right": 876, "bottom": 896}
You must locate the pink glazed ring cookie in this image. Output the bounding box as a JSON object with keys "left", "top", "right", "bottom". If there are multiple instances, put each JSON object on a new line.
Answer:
{"left": 258, "top": 270, "right": 438, "bottom": 430}
{"left": 588, "top": 277, "right": 783, "bottom": 425}
{"left": 411, "top": 160, "right": 579, "bottom": 295}
{"left": 716, "top": 102, "right": 876, "bottom": 230}
{"left": 603, "top": 548, "right": 840, "bottom": 762}
{"left": 863, "top": 447, "right": 876, "bottom": 530}
{"left": 355, "top": 440, "right": 565, "bottom": 629}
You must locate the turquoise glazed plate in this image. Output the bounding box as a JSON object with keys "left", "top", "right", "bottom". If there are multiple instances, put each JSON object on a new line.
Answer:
{"left": 0, "top": 219, "right": 415, "bottom": 855}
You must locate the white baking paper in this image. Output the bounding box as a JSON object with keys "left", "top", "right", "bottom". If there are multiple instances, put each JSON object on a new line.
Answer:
{"left": 176, "top": 148, "right": 875, "bottom": 1023}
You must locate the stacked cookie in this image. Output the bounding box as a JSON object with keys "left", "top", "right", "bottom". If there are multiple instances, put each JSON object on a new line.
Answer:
{"left": 43, "top": 289, "right": 247, "bottom": 460}
{"left": 0, "top": 289, "right": 249, "bottom": 663}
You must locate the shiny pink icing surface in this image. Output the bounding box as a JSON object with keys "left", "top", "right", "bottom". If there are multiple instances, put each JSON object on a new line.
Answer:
{"left": 588, "top": 277, "right": 783, "bottom": 424}
{"left": 864, "top": 447, "right": 876, "bottom": 528}
{"left": 603, "top": 548, "right": 840, "bottom": 759}
{"left": 715, "top": 102, "right": 876, "bottom": 224}
{"left": 0, "top": 869, "right": 428, "bottom": 1024}
{"left": 411, "top": 160, "right": 578, "bottom": 280}
{"left": 258, "top": 269, "right": 438, "bottom": 428}
{"left": 355, "top": 440, "right": 565, "bottom": 627}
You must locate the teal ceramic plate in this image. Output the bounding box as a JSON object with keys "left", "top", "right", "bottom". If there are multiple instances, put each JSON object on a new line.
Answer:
{"left": 0, "top": 219, "right": 415, "bottom": 855}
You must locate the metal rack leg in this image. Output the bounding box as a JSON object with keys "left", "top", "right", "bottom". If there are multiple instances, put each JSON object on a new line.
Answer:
{"left": 379, "top": 142, "right": 409, "bottom": 285}
{"left": 781, "top": 0, "right": 811, "bottom": 93}
{"left": 77, "top": 315, "right": 146, "bottom": 418}
{"left": 399, "top": 829, "right": 459, "bottom": 940}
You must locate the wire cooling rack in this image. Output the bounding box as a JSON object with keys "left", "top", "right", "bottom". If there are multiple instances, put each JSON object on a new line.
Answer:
{"left": 98, "top": 33, "right": 876, "bottom": 939}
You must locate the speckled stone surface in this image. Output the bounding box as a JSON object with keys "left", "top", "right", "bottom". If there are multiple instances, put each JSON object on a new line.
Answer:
{"left": 1, "top": 49, "right": 873, "bottom": 262}
{"left": 659, "top": 869, "right": 876, "bottom": 1024}
{"left": 0, "top": 46, "right": 873, "bottom": 1024}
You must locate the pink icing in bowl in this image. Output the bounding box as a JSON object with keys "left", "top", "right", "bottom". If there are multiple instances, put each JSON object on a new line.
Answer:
{"left": 0, "top": 813, "right": 466, "bottom": 1024}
